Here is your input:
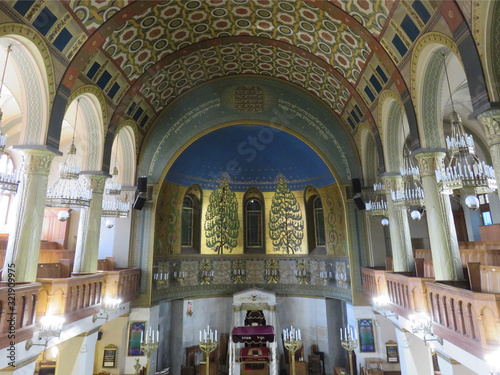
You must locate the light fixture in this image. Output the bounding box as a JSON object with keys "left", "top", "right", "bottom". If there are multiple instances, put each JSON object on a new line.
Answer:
{"left": 26, "top": 315, "right": 65, "bottom": 350}
{"left": 295, "top": 260, "right": 310, "bottom": 284}
{"left": 102, "top": 143, "right": 130, "bottom": 218}
{"left": 381, "top": 217, "right": 389, "bottom": 226}
{"left": 0, "top": 44, "right": 12, "bottom": 154}
{"left": 410, "top": 209, "right": 422, "bottom": 222}
{"left": 93, "top": 296, "right": 122, "bottom": 322}
{"left": 0, "top": 153, "right": 19, "bottom": 193}
{"left": 57, "top": 210, "right": 70, "bottom": 222}
{"left": 465, "top": 195, "right": 480, "bottom": 210}
{"left": 435, "top": 53, "right": 497, "bottom": 198}
{"left": 105, "top": 219, "right": 114, "bottom": 228}
{"left": 409, "top": 312, "right": 442, "bottom": 344}
{"left": 366, "top": 182, "right": 388, "bottom": 216}
{"left": 187, "top": 301, "right": 193, "bottom": 316}
{"left": 373, "top": 295, "right": 397, "bottom": 318}
{"left": 46, "top": 99, "right": 91, "bottom": 208}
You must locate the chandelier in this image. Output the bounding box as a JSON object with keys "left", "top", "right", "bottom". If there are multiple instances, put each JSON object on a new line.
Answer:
{"left": 365, "top": 182, "right": 388, "bottom": 217}
{"left": 0, "top": 44, "right": 12, "bottom": 154}
{"left": 46, "top": 99, "right": 91, "bottom": 208}
{"left": 435, "top": 53, "right": 497, "bottom": 206}
{"left": 102, "top": 147, "right": 130, "bottom": 218}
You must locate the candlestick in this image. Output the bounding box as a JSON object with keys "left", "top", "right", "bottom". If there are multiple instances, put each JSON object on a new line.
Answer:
{"left": 340, "top": 325, "right": 358, "bottom": 375}
{"left": 284, "top": 326, "right": 302, "bottom": 375}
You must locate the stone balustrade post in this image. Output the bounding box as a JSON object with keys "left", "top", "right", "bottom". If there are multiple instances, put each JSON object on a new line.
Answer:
{"left": 414, "top": 149, "right": 463, "bottom": 281}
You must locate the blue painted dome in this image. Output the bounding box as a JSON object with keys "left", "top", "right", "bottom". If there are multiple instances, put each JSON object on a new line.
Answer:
{"left": 165, "top": 125, "right": 335, "bottom": 191}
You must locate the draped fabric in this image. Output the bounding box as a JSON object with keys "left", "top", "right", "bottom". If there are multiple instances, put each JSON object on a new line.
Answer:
{"left": 231, "top": 325, "right": 275, "bottom": 344}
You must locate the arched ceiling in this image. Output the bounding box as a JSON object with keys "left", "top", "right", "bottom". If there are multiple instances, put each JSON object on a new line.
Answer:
{"left": 7, "top": 0, "right": 451, "bottom": 175}
{"left": 166, "top": 124, "right": 335, "bottom": 191}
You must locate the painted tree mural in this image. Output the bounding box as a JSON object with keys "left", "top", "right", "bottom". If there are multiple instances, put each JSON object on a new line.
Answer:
{"left": 269, "top": 179, "right": 304, "bottom": 254}
{"left": 205, "top": 179, "right": 240, "bottom": 254}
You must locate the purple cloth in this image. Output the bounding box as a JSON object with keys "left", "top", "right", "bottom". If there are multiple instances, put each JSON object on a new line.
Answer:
{"left": 232, "top": 325, "right": 275, "bottom": 343}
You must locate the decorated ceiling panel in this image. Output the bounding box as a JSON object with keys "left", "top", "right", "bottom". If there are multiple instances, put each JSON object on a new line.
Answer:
{"left": 103, "top": 0, "right": 371, "bottom": 83}
{"left": 140, "top": 42, "right": 350, "bottom": 115}
{"left": 70, "top": 0, "right": 133, "bottom": 33}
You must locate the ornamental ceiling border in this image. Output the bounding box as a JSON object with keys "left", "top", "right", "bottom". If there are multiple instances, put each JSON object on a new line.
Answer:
{"left": 410, "top": 32, "right": 461, "bottom": 114}
{"left": 66, "top": 85, "right": 109, "bottom": 136}
{"left": 0, "top": 23, "right": 56, "bottom": 110}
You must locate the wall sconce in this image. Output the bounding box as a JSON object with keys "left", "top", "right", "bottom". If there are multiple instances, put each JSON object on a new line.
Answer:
{"left": 26, "top": 316, "right": 65, "bottom": 350}
{"left": 372, "top": 295, "right": 397, "bottom": 318}
{"left": 93, "top": 297, "right": 122, "bottom": 322}
{"left": 173, "top": 270, "right": 186, "bottom": 281}
{"left": 409, "top": 312, "right": 442, "bottom": 344}
{"left": 187, "top": 302, "right": 193, "bottom": 317}
{"left": 320, "top": 271, "right": 334, "bottom": 282}
{"left": 295, "top": 260, "right": 310, "bottom": 285}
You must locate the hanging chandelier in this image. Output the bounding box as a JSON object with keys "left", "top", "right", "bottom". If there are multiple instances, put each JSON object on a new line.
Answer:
{"left": 102, "top": 145, "right": 129, "bottom": 218}
{"left": 365, "top": 182, "right": 388, "bottom": 216}
{"left": 105, "top": 166, "right": 121, "bottom": 196}
{"left": 0, "top": 44, "right": 12, "bottom": 154}
{"left": 435, "top": 53, "right": 497, "bottom": 205}
{"left": 46, "top": 99, "right": 91, "bottom": 208}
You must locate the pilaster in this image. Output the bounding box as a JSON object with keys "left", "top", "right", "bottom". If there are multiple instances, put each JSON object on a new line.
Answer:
{"left": 478, "top": 111, "right": 500, "bottom": 201}
{"left": 1, "top": 148, "right": 58, "bottom": 282}
{"left": 414, "top": 149, "right": 463, "bottom": 281}
{"left": 73, "top": 172, "right": 108, "bottom": 274}
{"left": 382, "top": 174, "right": 414, "bottom": 273}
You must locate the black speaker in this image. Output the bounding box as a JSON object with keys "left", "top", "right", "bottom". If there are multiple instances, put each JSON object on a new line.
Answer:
{"left": 352, "top": 178, "right": 362, "bottom": 193}
{"left": 353, "top": 193, "right": 365, "bottom": 210}
{"left": 133, "top": 195, "right": 146, "bottom": 210}
{"left": 137, "top": 176, "right": 148, "bottom": 193}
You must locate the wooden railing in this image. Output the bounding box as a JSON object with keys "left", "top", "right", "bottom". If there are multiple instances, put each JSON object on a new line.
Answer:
{"left": 426, "top": 281, "right": 500, "bottom": 357}
{"left": 0, "top": 282, "right": 40, "bottom": 349}
{"left": 415, "top": 243, "right": 500, "bottom": 268}
{"left": 100, "top": 268, "right": 141, "bottom": 302}
{"left": 385, "top": 272, "right": 433, "bottom": 319}
{"left": 36, "top": 273, "right": 104, "bottom": 324}
{"left": 361, "top": 267, "right": 389, "bottom": 298}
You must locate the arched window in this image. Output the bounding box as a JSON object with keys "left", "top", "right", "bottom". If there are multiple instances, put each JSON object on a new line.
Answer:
{"left": 243, "top": 188, "right": 265, "bottom": 254}
{"left": 0, "top": 153, "right": 15, "bottom": 225}
{"left": 246, "top": 199, "right": 263, "bottom": 248}
{"left": 313, "top": 197, "right": 326, "bottom": 247}
{"left": 181, "top": 196, "right": 194, "bottom": 247}
{"left": 181, "top": 185, "right": 202, "bottom": 254}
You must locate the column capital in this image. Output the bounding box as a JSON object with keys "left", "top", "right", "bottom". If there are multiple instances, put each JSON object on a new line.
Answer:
{"left": 16, "top": 147, "right": 60, "bottom": 176}
{"left": 381, "top": 173, "right": 402, "bottom": 191}
{"left": 80, "top": 171, "right": 110, "bottom": 194}
{"left": 413, "top": 148, "right": 447, "bottom": 177}
{"left": 478, "top": 113, "right": 500, "bottom": 147}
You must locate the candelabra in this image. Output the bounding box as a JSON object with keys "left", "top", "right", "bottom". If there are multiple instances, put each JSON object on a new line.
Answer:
{"left": 366, "top": 182, "right": 388, "bottom": 217}
{"left": 26, "top": 316, "right": 65, "bottom": 350}
{"left": 295, "top": 260, "right": 310, "bottom": 284}
{"left": 283, "top": 326, "right": 302, "bottom": 375}
{"left": 340, "top": 326, "right": 358, "bottom": 375}
{"left": 199, "top": 325, "right": 218, "bottom": 375}
{"left": 140, "top": 326, "right": 160, "bottom": 374}
{"left": 320, "top": 271, "right": 334, "bottom": 283}
{"left": 486, "top": 348, "right": 500, "bottom": 375}
{"left": 372, "top": 295, "right": 396, "bottom": 318}
{"left": 92, "top": 296, "right": 122, "bottom": 322}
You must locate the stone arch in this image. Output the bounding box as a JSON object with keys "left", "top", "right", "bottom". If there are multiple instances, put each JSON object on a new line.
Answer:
{"left": 110, "top": 124, "right": 137, "bottom": 186}
{"left": 63, "top": 90, "right": 105, "bottom": 171}
{"left": 378, "top": 91, "right": 407, "bottom": 173}
{"left": 0, "top": 28, "right": 54, "bottom": 146}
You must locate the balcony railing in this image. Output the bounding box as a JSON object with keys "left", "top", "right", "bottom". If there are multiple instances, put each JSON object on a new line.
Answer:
{"left": 36, "top": 273, "right": 104, "bottom": 324}
{"left": 100, "top": 268, "right": 141, "bottom": 302}
{"left": 385, "top": 272, "right": 433, "bottom": 319}
{"left": 0, "top": 282, "right": 40, "bottom": 349}
{"left": 361, "top": 267, "right": 390, "bottom": 298}
{"left": 426, "top": 281, "right": 500, "bottom": 358}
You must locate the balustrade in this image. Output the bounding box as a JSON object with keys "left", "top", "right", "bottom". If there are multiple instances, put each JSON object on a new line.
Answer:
{"left": 361, "top": 267, "right": 389, "bottom": 298}
{"left": 101, "top": 268, "right": 141, "bottom": 302}
{"left": 426, "top": 281, "right": 500, "bottom": 357}
{"left": 385, "top": 272, "right": 432, "bottom": 319}
{"left": 36, "top": 273, "right": 104, "bottom": 324}
{"left": 0, "top": 282, "right": 40, "bottom": 349}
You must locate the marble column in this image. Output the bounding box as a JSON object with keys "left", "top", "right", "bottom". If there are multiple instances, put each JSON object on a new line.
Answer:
{"left": 73, "top": 172, "right": 108, "bottom": 274}
{"left": 478, "top": 111, "right": 500, "bottom": 201}
{"left": 1, "top": 148, "right": 58, "bottom": 282}
{"left": 414, "top": 149, "right": 463, "bottom": 281}
{"left": 382, "top": 174, "right": 414, "bottom": 273}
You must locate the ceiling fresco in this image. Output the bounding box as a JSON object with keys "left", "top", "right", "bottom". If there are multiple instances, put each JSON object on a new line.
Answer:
{"left": 102, "top": 0, "right": 371, "bottom": 83}
{"left": 140, "top": 42, "right": 350, "bottom": 114}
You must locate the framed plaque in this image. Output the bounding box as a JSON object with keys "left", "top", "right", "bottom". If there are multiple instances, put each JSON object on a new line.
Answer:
{"left": 386, "top": 340, "right": 399, "bottom": 363}
{"left": 103, "top": 344, "right": 117, "bottom": 367}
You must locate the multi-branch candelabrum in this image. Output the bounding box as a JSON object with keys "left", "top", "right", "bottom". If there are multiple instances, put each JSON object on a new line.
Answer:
{"left": 199, "top": 325, "right": 218, "bottom": 375}
{"left": 340, "top": 326, "right": 358, "bottom": 375}
{"left": 26, "top": 315, "right": 65, "bottom": 351}
{"left": 283, "top": 326, "right": 302, "bottom": 375}
{"left": 92, "top": 296, "right": 122, "bottom": 322}
{"left": 139, "top": 326, "right": 159, "bottom": 375}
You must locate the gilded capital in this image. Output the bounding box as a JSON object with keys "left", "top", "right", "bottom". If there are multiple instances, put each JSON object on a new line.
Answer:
{"left": 381, "top": 174, "right": 403, "bottom": 191}
{"left": 479, "top": 116, "right": 500, "bottom": 146}
{"left": 20, "top": 149, "right": 57, "bottom": 176}
{"left": 414, "top": 149, "right": 446, "bottom": 177}
{"left": 82, "top": 173, "right": 109, "bottom": 194}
